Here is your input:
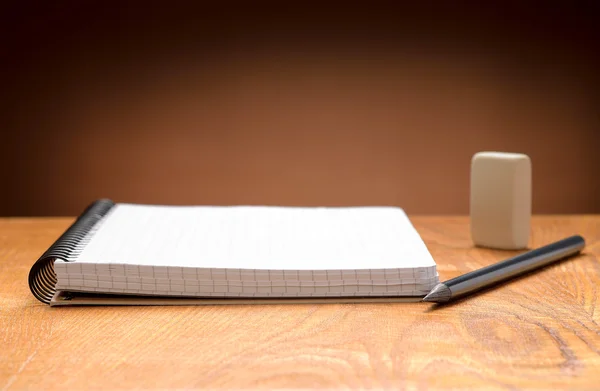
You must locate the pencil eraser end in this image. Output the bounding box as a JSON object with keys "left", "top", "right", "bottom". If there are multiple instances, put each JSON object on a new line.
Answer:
{"left": 470, "top": 151, "right": 531, "bottom": 250}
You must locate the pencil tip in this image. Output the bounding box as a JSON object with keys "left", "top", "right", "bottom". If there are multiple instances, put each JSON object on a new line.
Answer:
{"left": 423, "top": 283, "right": 452, "bottom": 303}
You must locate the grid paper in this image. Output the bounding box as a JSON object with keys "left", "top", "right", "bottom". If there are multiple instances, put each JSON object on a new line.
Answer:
{"left": 55, "top": 203, "right": 439, "bottom": 298}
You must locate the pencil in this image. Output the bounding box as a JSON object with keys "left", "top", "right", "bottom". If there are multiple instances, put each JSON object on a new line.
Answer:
{"left": 423, "top": 235, "right": 585, "bottom": 303}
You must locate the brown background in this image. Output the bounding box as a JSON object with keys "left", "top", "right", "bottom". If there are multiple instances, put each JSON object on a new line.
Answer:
{"left": 2, "top": 1, "right": 599, "bottom": 217}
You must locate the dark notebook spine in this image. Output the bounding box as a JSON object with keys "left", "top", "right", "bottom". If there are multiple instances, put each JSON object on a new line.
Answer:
{"left": 28, "top": 199, "right": 116, "bottom": 304}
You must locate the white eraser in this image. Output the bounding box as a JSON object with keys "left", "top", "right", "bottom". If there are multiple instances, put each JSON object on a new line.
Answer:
{"left": 470, "top": 151, "right": 531, "bottom": 250}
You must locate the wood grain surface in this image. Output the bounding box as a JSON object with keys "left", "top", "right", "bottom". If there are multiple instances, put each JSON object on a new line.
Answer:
{"left": 1, "top": 216, "right": 599, "bottom": 390}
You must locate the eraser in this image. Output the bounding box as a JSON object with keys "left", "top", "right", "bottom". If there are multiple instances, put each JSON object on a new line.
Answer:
{"left": 470, "top": 151, "right": 531, "bottom": 250}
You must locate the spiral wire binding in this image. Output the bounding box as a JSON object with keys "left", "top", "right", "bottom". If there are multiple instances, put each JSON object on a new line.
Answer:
{"left": 28, "top": 199, "right": 116, "bottom": 304}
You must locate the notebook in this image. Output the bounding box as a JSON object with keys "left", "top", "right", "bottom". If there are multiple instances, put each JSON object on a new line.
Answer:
{"left": 28, "top": 199, "right": 439, "bottom": 306}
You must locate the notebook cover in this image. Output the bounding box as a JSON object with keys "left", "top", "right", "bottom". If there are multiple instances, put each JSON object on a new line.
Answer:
{"left": 50, "top": 290, "right": 423, "bottom": 306}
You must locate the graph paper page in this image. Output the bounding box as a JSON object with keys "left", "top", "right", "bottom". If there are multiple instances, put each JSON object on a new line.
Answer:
{"left": 73, "top": 204, "right": 436, "bottom": 271}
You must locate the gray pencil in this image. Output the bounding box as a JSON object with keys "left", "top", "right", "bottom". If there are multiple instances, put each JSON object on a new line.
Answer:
{"left": 423, "top": 235, "right": 585, "bottom": 303}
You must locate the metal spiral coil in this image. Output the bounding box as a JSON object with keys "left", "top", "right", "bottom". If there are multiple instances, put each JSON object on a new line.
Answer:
{"left": 28, "top": 199, "right": 115, "bottom": 304}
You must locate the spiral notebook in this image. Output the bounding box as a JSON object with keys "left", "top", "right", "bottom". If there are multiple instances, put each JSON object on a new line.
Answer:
{"left": 28, "top": 199, "right": 439, "bottom": 306}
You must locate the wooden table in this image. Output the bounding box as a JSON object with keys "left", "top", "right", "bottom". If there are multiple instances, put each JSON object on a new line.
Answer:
{"left": 2, "top": 216, "right": 599, "bottom": 390}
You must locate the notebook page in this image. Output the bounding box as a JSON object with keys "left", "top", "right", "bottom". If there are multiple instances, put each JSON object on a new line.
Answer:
{"left": 72, "top": 204, "right": 436, "bottom": 271}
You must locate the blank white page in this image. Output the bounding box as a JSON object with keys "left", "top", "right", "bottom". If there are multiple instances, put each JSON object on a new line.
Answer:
{"left": 72, "top": 204, "right": 436, "bottom": 271}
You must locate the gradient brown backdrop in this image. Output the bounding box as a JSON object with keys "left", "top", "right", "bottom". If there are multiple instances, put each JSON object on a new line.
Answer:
{"left": 2, "top": 1, "right": 599, "bottom": 216}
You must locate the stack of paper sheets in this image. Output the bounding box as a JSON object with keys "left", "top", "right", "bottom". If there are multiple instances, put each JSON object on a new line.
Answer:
{"left": 54, "top": 204, "right": 439, "bottom": 298}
